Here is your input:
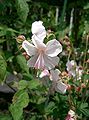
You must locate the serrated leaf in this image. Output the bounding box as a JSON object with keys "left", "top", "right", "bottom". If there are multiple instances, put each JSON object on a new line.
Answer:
{"left": 37, "top": 97, "right": 46, "bottom": 104}
{"left": 45, "top": 102, "right": 55, "bottom": 114}
{"left": 18, "top": 80, "right": 28, "bottom": 90}
{"left": 80, "top": 103, "right": 88, "bottom": 109}
{"left": 28, "top": 79, "right": 41, "bottom": 90}
{"left": 80, "top": 109, "right": 89, "bottom": 117}
{"left": 16, "top": 55, "right": 29, "bottom": 74}
{"left": 0, "top": 55, "right": 7, "bottom": 83}
{"left": 9, "top": 90, "right": 29, "bottom": 120}
{"left": 23, "top": 73, "right": 34, "bottom": 80}
{"left": 16, "top": 0, "right": 29, "bottom": 23}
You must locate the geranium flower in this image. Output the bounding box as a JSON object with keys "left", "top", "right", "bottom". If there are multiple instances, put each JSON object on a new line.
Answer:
{"left": 31, "top": 21, "right": 46, "bottom": 42}
{"left": 65, "top": 110, "right": 76, "bottom": 120}
{"left": 22, "top": 36, "right": 62, "bottom": 70}
{"left": 39, "top": 69, "right": 67, "bottom": 94}
{"left": 66, "top": 60, "right": 77, "bottom": 77}
{"left": 49, "top": 69, "right": 67, "bottom": 94}
{"left": 66, "top": 60, "right": 83, "bottom": 80}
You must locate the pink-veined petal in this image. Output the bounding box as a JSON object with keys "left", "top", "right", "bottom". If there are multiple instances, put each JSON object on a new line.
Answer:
{"left": 44, "top": 55, "right": 59, "bottom": 70}
{"left": 45, "top": 39, "right": 62, "bottom": 57}
{"left": 39, "top": 69, "right": 49, "bottom": 78}
{"left": 32, "top": 35, "right": 46, "bottom": 50}
{"left": 22, "top": 40, "right": 37, "bottom": 56}
{"left": 50, "top": 69, "right": 61, "bottom": 81}
{"left": 34, "top": 53, "right": 45, "bottom": 69}
{"left": 27, "top": 54, "right": 38, "bottom": 67}
{"left": 56, "top": 81, "right": 68, "bottom": 94}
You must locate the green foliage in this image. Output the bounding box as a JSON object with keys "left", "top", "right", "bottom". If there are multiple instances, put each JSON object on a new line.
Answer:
{"left": 16, "top": 55, "right": 29, "bottom": 74}
{"left": 0, "top": 114, "right": 12, "bottom": 120}
{"left": 18, "top": 79, "right": 41, "bottom": 90}
{"left": 78, "top": 103, "right": 89, "bottom": 117}
{"left": 9, "top": 90, "right": 29, "bottom": 120}
{"left": 0, "top": 55, "right": 7, "bottom": 83}
{"left": 15, "top": 0, "right": 29, "bottom": 23}
{"left": 28, "top": 79, "right": 41, "bottom": 90}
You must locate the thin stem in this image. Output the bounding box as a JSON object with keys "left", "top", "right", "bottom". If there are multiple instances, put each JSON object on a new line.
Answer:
{"left": 83, "top": 35, "right": 88, "bottom": 70}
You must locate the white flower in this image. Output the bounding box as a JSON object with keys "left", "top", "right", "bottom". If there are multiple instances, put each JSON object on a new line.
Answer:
{"left": 66, "top": 60, "right": 77, "bottom": 77}
{"left": 31, "top": 21, "right": 46, "bottom": 42}
{"left": 39, "top": 69, "right": 49, "bottom": 78}
{"left": 49, "top": 69, "right": 67, "bottom": 94}
{"left": 76, "top": 67, "right": 83, "bottom": 80}
{"left": 66, "top": 60, "right": 83, "bottom": 80}
{"left": 68, "top": 110, "right": 75, "bottom": 118}
{"left": 22, "top": 36, "right": 62, "bottom": 70}
{"left": 65, "top": 110, "right": 76, "bottom": 120}
{"left": 50, "top": 69, "right": 61, "bottom": 82}
{"left": 56, "top": 81, "right": 68, "bottom": 94}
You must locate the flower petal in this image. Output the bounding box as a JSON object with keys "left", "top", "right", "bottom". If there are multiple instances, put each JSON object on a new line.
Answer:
{"left": 36, "top": 30, "right": 46, "bottom": 42}
{"left": 31, "top": 21, "right": 46, "bottom": 41}
{"left": 56, "top": 81, "right": 68, "bottom": 94}
{"left": 39, "top": 69, "right": 49, "bottom": 78}
{"left": 34, "top": 53, "right": 45, "bottom": 69}
{"left": 50, "top": 69, "right": 61, "bottom": 81}
{"left": 45, "top": 39, "right": 62, "bottom": 57}
{"left": 27, "top": 54, "right": 38, "bottom": 67}
{"left": 44, "top": 55, "right": 59, "bottom": 70}
{"left": 31, "top": 21, "right": 45, "bottom": 34}
{"left": 22, "top": 40, "right": 37, "bottom": 56}
{"left": 68, "top": 110, "right": 75, "bottom": 117}
{"left": 32, "top": 35, "right": 46, "bottom": 50}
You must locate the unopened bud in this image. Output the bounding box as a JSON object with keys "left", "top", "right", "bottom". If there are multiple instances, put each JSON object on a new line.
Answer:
{"left": 81, "top": 83, "right": 86, "bottom": 88}
{"left": 16, "top": 35, "right": 25, "bottom": 43}
{"left": 76, "top": 87, "right": 81, "bottom": 92}
{"left": 86, "top": 59, "right": 89, "bottom": 63}
{"left": 22, "top": 52, "right": 27, "bottom": 57}
{"left": 25, "top": 55, "right": 30, "bottom": 60}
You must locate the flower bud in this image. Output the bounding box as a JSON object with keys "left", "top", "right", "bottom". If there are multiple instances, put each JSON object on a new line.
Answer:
{"left": 25, "top": 55, "right": 30, "bottom": 60}
{"left": 16, "top": 35, "right": 25, "bottom": 43}
{"left": 22, "top": 52, "right": 27, "bottom": 57}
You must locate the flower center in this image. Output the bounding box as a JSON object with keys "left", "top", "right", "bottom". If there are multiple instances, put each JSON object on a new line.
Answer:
{"left": 38, "top": 49, "right": 45, "bottom": 54}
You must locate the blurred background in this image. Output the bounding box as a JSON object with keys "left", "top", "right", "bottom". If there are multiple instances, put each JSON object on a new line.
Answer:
{"left": 0, "top": 0, "right": 89, "bottom": 119}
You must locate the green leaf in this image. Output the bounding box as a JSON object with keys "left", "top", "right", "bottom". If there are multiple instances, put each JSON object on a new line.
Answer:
{"left": 16, "top": 55, "right": 29, "bottom": 74}
{"left": 45, "top": 102, "right": 55, "bottom": 115}
{"left": 84, "top": 3, "right": 89, "bottom": 9}
{"left": 79, "top": 103, "right": 89, "bottom": 117}
{"left": 37, "top": 97, "right": 46, "bottom": 104}
{"left": 9, "top": 90, "right": 29, "bottom": 120}
{"left": 83, "top": 74, "right": 89, "bottom": 80}
{"left": 23, "top": 73, "right": 34, "bottom": 80}
{"left": 16, "top": 0, "right": 29, "bottom": 23}
{"left": 0, "top": 114, "right": 12, "bottom": 120}
{"left": 80, "top": 109, "right": 89, "bottom": 117}
{"left": 30, "top": 116, "right": 36, "bottom": 120}
{"left": 28, "top": 79, "right": 41, "bottom": 90}
{"left": 80, "top": 103, "right": 88, "bottom": 109}
{"left": 0, "top": 55, "right": 7, "bottom": 83}
{"left": 18, "top": 80, "right": 28, "bottom": 90}
{"left": 0, "top": 39, "right": 6, "bottom": 43}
